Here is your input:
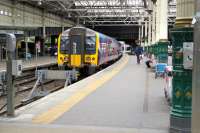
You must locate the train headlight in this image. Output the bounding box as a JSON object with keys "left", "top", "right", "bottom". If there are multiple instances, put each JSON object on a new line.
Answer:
{"left": 86, "top": 57, "right": 91, "bottom": 61}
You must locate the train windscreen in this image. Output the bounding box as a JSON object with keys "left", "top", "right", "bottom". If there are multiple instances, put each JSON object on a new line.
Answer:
{"left": 85, "top": 36, "right": 96, "bottom": 54}
{"left": 60, "top": 36, "right": 69, "bottom": 54}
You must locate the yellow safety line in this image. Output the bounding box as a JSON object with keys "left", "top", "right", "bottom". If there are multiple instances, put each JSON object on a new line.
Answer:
{"left": 32, "top": 55, "right": 129, "bottom": 124}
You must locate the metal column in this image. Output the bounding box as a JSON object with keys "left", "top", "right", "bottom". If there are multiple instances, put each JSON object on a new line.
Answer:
{"left": 141, "top": 24, "right": 144, "bottom": 47}
{"left": 192, "top": 0, "right": 200, "bottom": 132}
{"left": 25, "top": 41, "right": 28, "bottom": 60}
{"left": 156, "top": 0, "right": 160, "bottom": 42}
{"left": 6, "top": 34, "right": 16, "bottom": 117}
{"left": 152, "top": 2, "right": 156, "bottom": 44}
{"left": 145, "top": 19, "right": 148, "bottom": 47}
{"left": 176, "top": 0, "right": 195, "bottom": 27}
{"left": 148, "top": 14, "right": 152, "bottom": 45}
{"left": 76, "top": 17, "right": 80, "bottom": 25}
{"left": 155, "top": 0, "right": 169, "bottom": 64}
{"left": 138, "top": 26, "right": 141, "bottom": 45}
{"left": 42, "top": 26, "right": 46, "bottom": 56}
{"left": 0, "top": 45, "right": 2, "bottom": 61}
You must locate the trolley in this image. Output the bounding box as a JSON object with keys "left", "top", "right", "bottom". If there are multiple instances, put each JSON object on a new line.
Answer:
{"left": 155, "top": 63, "right": 167, "bottom": 78}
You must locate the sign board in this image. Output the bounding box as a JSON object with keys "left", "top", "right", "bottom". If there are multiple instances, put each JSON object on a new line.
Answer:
{"left": 183, "top": 42, "right": 193, "bottom": 70}
{"left": 0, "top": 30, "right": 24, "bottom": 35}
{"left": 36, "top": 41, "right": 41, "bottom": 53}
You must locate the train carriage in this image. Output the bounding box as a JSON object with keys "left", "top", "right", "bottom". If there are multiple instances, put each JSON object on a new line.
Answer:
{"left": 57, "top": 27, "right": 122, "bottom": 74}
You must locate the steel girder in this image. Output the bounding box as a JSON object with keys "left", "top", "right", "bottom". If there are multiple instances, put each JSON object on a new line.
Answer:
{"left": 18, "top": 0, "right": 176, "bottom": 26}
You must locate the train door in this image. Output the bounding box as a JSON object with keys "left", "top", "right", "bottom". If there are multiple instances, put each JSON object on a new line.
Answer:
{"left": 69, "top": 28, "right": 85, "bottom": 67}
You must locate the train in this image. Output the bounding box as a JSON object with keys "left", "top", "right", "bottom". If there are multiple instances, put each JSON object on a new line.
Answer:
{"left": 57, "top": 27, "right": 122, "bottom": 74}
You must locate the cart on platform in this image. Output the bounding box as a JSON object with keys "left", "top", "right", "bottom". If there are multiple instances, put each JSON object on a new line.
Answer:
{"left": 155, "top": 63, "right": 167, "bottom": 78}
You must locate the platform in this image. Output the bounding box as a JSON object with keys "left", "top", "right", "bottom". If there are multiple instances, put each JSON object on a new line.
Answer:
{"left": 0, "top": 55, "right": 170, "bottom": 133}
{"left": 0, "top": 56, "right": 57, "bottom": 72}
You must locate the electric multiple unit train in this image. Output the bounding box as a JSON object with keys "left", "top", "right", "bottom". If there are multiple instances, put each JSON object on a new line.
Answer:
{"left": 57, "top": 27, "right": 122, "bottom": 74}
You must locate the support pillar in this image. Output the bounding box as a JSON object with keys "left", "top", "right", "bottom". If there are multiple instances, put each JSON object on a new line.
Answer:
{"left": 159, "top": 0, "right": 168, "bottom": 41}
{"left": 170, "top": 0, "right": 194, "bottom": 132}
{"left": 145, "top": 19, "right": 148, "bottom": 47}
{"left": 138, "top": 26, "right": 141, "bottom": 45}
{"left": 152, "top": 1, "right": 156, "bottom": 44}
{"left": 76, "top": 17, "right": 80, "bottom": 26}
{"left": 6, "top": 34, "right": 16, "bottom": 117}
{"left": 42, "top": 9, "right": 46, "bottom": 56}
{"left": 42, "top": 26, "right": 46, "bottom": 56}
{"left": 176, "top": 0, "right": 195, "bottom": 27}
{"left": 155, "top": 0, "right": 169, "bottom": 63}
{"left": 148, "top": 14, "right": 152, "bottom": 45}
{"left": 192, "top": 1, "right": 200, "bottom": 133}
{"left": 141, "top": 24, "right": 144, "bottom": 47}
{"left": 11, "top": 1, "right": 16, "bottom": 27}
{"left": 62, "top": 26, "right": 64, "bottom": 32}
{"left": 25, "top": 41, "right": 28, "bottom": 60}
{"left": 155, "top": 0, "right": 160, "bottom": 42}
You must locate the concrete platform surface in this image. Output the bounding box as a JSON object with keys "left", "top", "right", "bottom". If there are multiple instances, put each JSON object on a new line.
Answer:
{"left": 0, "top": 55, "right": 170, "bottom": 133}
{"left": 0, "top": 123, "right": 168, "bottom": 133}
{"left": 0, "top": 56, "right": 57, "bottom": 71}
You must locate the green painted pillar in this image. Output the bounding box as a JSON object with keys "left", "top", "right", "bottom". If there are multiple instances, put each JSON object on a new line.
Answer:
{"left": 154, "top": 43, "right": 158, "bottom": 59}
{"left": 170, "top": 27, "right": 193, "bottom": 133}
{"left": 157, "top": 41, "right": 169, "bottom": 63}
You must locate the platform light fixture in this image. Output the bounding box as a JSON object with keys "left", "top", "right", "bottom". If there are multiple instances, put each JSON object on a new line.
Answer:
{"left": 38, "top": 0, "right": 42, "bottom": 6}
{"left": 0, "top": 10, "right": 3, "bottom": 15}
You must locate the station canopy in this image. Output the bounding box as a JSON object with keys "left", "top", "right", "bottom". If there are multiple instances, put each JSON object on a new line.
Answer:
{"left": 19, "top": 0, "right": 176, "bottom": 26}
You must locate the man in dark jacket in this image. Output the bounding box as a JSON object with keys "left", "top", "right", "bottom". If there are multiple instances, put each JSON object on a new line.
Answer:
{"left": 135, "top": 46, "right": 143, "bottom": 64}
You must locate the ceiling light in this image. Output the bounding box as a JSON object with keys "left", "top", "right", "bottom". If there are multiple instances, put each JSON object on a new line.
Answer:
{"left": 38, "top": 0, "right": 42, "bottom": 5}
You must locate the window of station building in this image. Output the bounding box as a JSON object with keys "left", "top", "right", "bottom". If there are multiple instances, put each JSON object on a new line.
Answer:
{"left": 0, "top": 10, "right": 3, "bottom": 15}
{"left": 85, "top": 36, "right": 96, "bottom": 54}
{"left": 4, "top": 11, "right": 8, "bottom": 16}
{"left": 60, "top": 36, "right": 69, "bottom": 54}
{"left": 8, "top": 12, "right": 12, "bottom": 17}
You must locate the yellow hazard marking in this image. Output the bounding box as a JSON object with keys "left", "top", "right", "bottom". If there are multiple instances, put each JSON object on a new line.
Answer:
{"left": 32, "top": 55, "right": 129, "bottom": 124}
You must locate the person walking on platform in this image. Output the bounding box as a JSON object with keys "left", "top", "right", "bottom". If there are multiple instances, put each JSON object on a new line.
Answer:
{"left": 135, "top": 45, "right": 143, "bottom": 64}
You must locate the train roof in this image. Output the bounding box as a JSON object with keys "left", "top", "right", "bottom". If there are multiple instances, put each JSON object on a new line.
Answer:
{"left": 61, "top": 27, "right": 117, "bottom": 42}
{"left": 62, "top": 27, "right": 96, "bottom": 36}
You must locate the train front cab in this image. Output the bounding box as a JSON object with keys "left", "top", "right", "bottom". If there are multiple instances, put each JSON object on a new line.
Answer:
{"left": 58, "top": 28, "right": 99, "bottom": 72}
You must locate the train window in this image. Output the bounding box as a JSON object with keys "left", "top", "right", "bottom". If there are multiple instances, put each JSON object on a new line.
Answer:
{"left": 86, "top": 36, "right": 96, "bottom": 54}
{"left": 60, "top": 36, "right": 69, "bottom": 54}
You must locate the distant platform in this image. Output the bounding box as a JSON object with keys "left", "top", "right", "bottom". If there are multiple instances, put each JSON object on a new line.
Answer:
{"left": 0, "top": 56, "right": 57, "bottom": 72}
{"left": 0, "top": 55, "right": 170, "bottom": 133}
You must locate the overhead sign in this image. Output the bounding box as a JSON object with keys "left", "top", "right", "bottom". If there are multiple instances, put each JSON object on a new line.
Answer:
{"left": 0, "top": 30, "right": 24, "bottom": 35}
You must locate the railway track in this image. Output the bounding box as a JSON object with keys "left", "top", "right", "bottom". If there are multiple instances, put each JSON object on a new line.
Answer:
{"left": 0, "top": 57, "right": 121, "bottom": 116}
{"left": 0, "top": 78, "right": 65, "bottom": 115}
{"left": 0, "top": 64, "right": 64, "bottom": 115}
